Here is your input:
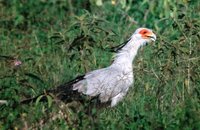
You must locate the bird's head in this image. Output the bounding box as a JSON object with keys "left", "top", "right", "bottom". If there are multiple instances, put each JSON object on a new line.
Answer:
{"left": 132, "top": 28, "right": 156, "bottom": 46}
{"left": 110, "top": 27, "right": 156, "bottom": 52}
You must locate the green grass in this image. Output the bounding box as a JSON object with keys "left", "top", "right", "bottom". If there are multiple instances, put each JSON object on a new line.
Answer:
{"left": 0, "top": 0, "right": 200, "bottom": 129}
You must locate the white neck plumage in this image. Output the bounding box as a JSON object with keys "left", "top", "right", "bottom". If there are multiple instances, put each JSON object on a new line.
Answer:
{"left": 111, "top": 35, "right": 146, "bottom": 69}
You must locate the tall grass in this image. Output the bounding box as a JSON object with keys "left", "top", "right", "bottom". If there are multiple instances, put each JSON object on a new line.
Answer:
{"left": 0, "top": 0, "right": 199, "bottom": 129}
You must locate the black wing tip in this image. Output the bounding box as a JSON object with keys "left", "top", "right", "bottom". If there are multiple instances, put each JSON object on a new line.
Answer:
{"left": 19, "top": 75, "right": 86, "bottom": 105}
{"left": 61, "top": 75, "right": 85, "bottom": 86}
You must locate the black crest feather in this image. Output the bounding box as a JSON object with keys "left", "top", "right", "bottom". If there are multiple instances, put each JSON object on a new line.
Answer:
{"left": 109, "top": 38, "right": 131, "bottom": 52}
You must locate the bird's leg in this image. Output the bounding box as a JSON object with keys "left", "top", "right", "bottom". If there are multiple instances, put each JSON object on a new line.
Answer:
{"left": 111, "top": 93, "right": 126, "bottom": 107}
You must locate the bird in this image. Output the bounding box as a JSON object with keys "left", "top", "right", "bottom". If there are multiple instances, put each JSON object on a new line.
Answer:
{"left": 20, "top": 27, "right": 156, "bottom": 107}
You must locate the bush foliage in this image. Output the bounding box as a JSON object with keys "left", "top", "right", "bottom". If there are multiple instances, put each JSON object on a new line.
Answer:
{"left": 0, "top": 0, "right": 200, "bottom": 129}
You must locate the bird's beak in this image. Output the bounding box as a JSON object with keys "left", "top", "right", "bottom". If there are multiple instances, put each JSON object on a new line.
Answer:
{"left": 147, "top": 33, "right": 156, "bottom": 42}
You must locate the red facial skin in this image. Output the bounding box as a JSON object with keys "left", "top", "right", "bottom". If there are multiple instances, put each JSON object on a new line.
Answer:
{"left": 139, "top": 29, "right": 154, "bottom": 39}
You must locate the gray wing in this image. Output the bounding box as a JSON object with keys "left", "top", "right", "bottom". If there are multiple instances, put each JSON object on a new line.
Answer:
{"left": 73, "top": 66, "right": 133, "bottom": 103}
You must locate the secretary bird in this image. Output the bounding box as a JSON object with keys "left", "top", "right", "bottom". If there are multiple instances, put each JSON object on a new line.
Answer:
{"left": 21, "top": 28, "right": 156, "bottom": 107}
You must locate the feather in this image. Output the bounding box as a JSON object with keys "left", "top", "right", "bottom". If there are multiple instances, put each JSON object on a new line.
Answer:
{"left": 20, "top": 75, "right": 86, "bottom": 104}
{"left": 109, "top": 38, "right": 131, "bottom": 52}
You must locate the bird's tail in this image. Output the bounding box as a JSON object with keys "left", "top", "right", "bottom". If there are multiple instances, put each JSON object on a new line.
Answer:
{"left": 20, "top": 75, "right": 85, "bottom": 105}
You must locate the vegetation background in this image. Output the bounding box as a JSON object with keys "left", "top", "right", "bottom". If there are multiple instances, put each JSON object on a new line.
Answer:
{"left": 0, "top": 0, "right": 199, "bottom": 129}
